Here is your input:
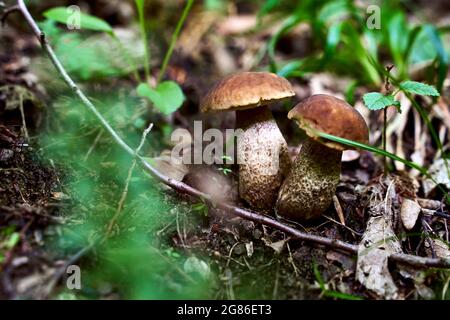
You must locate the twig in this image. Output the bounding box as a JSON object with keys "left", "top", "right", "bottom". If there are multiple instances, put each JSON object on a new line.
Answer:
{"left": 83, "top": 129, "right": 103, "bottom": 162}
{"left": 105, "top": 123, "right": 153, "bottom": 238}
{"left": 176, "top": 210, "right": 186, "bottom": 249}
{"left": 422, "top": 217, "right": 438, "bottom": 258}
{"left": 8, "top": 0, "right": 450, "bottom": 270}
{"left": 18, "top": 92, "right": 29, "bottom": 141}
{"left": 42, "top": 242, "right": 95, "bottom": 299}
{"left": 422, "top": 208, "right": 450, "bottom": 219}
{"left": 323, "top": 214, "right": 361, "bottom": 238}
{"left": 0, "top": 4, "right": 19, "bottom": 26}
{"left": 332, "top": 195, "right": 346, "bottom": 226}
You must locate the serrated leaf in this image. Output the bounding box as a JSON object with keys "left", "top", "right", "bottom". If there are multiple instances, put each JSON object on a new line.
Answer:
{"left": 400, "top": 81, "right": 440, "bottom": 96}
{"left": 363, "top": 93, "right": 400, "bottom": 111}
{"left": 44, "top": 7, "right": 113, "bottom": 33}
{"left": 137, "top": 81, "right": 185, "bottom": 115}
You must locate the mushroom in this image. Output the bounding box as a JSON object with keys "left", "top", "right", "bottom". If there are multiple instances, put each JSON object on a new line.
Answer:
{"left": 201, "top": 72, "right": 295, "bottom": 211}
{"left": 276, "top": 94, "right": 369, "bottom": 221}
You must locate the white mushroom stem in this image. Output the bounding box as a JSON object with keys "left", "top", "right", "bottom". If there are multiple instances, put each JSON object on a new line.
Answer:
{"left": 276, "top": 138, "right": 342, "bottom": 221}
{"left": 235, "top": 106, "right": 291, "bottom": 211}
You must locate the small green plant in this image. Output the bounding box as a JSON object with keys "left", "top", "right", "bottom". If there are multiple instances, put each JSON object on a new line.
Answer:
{"left": 363, "top": 76, "right": 441, "bottom": 172}
{"left": 135, "top": 0, "right": 193, "bottom": 116}
{"left": 0, "top": 226, "right": 20, "bottom": 264}
{"left": 313, "top": 262, "right": 363, "bottom": 300}
{"left": 363, "top": 80, "right": 439, "bottom": 112}
{"left": 218, "top": 156, "right": 233, "bottom": 176}
{"left": 38, "top": 1, "right": 209, "bottom": 299}
{"left": 191, "top": 202, "right": 209, "bottom": 217}
{"left": 43, "top": 1, "right": 193, "bottom": 117}
{"left": 218, "top": 167, "right": 233, "bottom": 176}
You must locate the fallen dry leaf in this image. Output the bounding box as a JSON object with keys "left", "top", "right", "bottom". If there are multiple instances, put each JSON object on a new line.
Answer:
{"left": 149, "top": 150, "right": 189, "bottom": 182}
{"left": 422, "top": 158, "right": 450, "bottom": 196}
{"left": 217, "top": 15, "right": 257, "bottom": 35}
{"left": 356, "top": 180, "right": 403, "bottom": 299}
{"left": 262, "top": 238, "right": 289, "bottom": 255}
{"left": 356, "top": 215, "right": 402, "bottom": 300}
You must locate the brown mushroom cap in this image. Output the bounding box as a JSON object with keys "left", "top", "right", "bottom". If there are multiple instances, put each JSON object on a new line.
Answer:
{"left": 288, "top": 94, "right": 369, "bottom": 151}
{"left": 200, "top": 72, "right": 295, "bottom": 113}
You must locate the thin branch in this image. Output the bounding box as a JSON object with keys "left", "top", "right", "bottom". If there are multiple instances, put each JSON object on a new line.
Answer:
{"left": 10, "top": 0, "right": 450, "bottom": 270}
{"left": 0, "top": 5, "right": 19, "bottom": 26}
{"left": 105, "top": 123, "right": 153, "bottom": 237}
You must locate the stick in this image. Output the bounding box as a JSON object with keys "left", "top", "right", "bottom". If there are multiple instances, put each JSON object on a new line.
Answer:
{"left": 7, "top": 1, "right": 450, "bottom": 270}
{"left": 105, "top": 123, "right": 154, "bottom": 238}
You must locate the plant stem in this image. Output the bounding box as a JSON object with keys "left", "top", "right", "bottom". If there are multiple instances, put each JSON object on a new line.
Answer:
{"left": 404, "top": 92, "right": 450, "bottom": 179}
{"left": 383, "top": 108, "right": 387, "bottom": 173}
{"left": 383, "top": 64, "right": 394, "bottom": 174}
{"left": 317, "top": 130, "right": 450, "bottom": 203}
{"left": 157, "top": 0, "right": 194, "bottom": 84}
{"left": 12, "top": 0, "right": 450, "bottom": 269}
{"left": 136, "top": 0, "right": 151, "bottom": 83}
{"left": 105, "top": 123, "right": 153, "bottom": 238}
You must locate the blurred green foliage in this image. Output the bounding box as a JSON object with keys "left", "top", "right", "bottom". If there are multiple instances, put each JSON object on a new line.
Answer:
{"left": 39, "top": 20, "right": 141, "bottom": 81}
{"left": 41, "top": 92, "right": 212, "bottom": 299}
{"left": 260, "top": 0, "right": 448, "bottom": 92}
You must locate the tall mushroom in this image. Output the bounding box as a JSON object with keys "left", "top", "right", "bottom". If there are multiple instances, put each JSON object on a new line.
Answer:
{"left": 276, "top": 94, "right": 369, "bottom": 221}
{"left": 201, "top": 72, "right": 295, "bottom": 211}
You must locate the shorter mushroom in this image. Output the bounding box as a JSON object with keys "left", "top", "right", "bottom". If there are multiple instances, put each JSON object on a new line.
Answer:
{"left": 276, "top": 94, "right": 369, "bottom": 221}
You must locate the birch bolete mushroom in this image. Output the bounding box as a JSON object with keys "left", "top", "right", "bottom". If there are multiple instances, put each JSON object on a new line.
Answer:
{"left": 276, "top": 94, "right": 369, "bottom": 221}
{"left": 200, "top": 72, "right": 295, "bottom": 211}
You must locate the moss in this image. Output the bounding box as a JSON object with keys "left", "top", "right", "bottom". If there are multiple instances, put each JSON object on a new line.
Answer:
{"left": 236, "top": 106, "right": 291, "bottom": 211}
{"left": 276, "top": 138, "right": 342, "bottom": 221}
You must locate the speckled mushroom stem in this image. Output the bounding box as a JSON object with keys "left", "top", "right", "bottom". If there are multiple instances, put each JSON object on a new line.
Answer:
{"left": 276, "top": 138, "right": 342, "bottom": 221}
{"left": 235, "top": 106, "right": 291, "bottom": 211}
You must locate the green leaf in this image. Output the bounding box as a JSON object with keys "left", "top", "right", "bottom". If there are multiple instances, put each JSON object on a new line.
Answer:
{"left": 423, "top": 24, "right": 449, "bottom": 92}
{"left": 44, "top": 7, "right": 113, "bottom": 34}
{"left": 38, "top": 21, "right": 141, "bottom": 81}
{"left": 387, "top": 13, "right": 409, "bottom": 76}
{"left": 400, "top": 81, "right": 440, "bottom": 96}
{"left": 5, "top": 232, "right": 20, "bottom": 249}
{"left": 363, "top": 92, "right": 400, "bottom": 111}
{"left": 268, "top": 14, "right": 303, "bottom": 72}
{"left": 323, "top": 21, "right": 344, "bottom": 62}
{"left": 317, "top": 0, "right": 351, "bottom": 26}
{"left": 135, "top": 0, "right": 145, "bottom": 14}
{"left": 137, "top": 81, "right": 185, "bottom": 115}
{"left": 259, "top": 0, "right": 280, "bottom": 17}
{"left": 324, "top": 290, "right": 364, "bottom": 300}
{"left": 313, "top": 262, "right": 325, "bottom": 290}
